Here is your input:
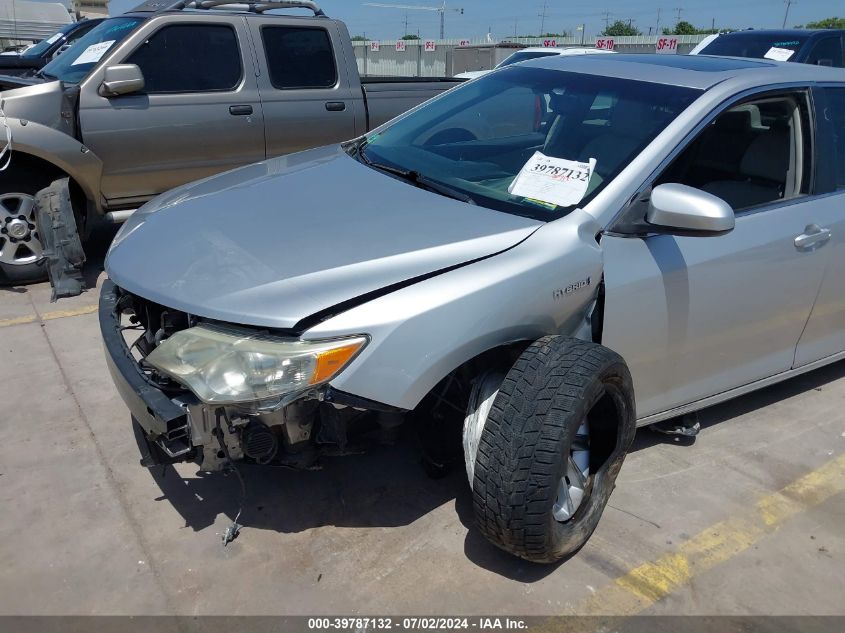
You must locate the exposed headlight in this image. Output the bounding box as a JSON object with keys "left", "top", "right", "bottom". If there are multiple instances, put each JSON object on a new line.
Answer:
{"left": 145, "top": 324, "right": 367, "bottom": 405}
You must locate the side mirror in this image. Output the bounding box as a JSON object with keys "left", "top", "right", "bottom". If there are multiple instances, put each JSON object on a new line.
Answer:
{"left": 99, "top": 64, "right": 144, "bottom": 97}
{"left": 646, "top": 183, "right": 735, "bottom": 236}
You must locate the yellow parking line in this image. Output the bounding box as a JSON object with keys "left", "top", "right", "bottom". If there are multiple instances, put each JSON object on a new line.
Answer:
{"left": 0, "top": 304, "right": 98, "bottom": 329}
{"left": 574, "top": 451, "right": 845, "bottom": 615}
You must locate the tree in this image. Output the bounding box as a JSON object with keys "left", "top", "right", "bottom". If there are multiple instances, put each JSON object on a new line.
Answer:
{"left": 804, "top": 17, "right": 845, "bottom": 29}
{"left": 663, "top": 21, "right": 730, "bottom": 35}
{"left": 401, "top": 34, "right": 421, "bottom": 40}
{"left": 351, "top": 35, "right": 367, "bottom": 41}
{"left": 602, "top": 20, "right": 641, "bottom": 36}
{"left": 669, "top": 20, "right": 697, "bottom": 35}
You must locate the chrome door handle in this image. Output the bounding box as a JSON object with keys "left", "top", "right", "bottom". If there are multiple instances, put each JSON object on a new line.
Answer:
{"left": 794, "top": 224, "right": 832, "bottom": 251}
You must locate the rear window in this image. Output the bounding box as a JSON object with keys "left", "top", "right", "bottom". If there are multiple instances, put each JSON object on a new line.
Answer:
{"left": 261, "top": 26, "right": 337, "bottom": 89}
{"left": 700, "top": 33, "right": 810, "bottom": 61}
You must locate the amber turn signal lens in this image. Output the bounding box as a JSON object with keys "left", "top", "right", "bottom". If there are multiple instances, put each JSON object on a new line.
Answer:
{"left": 310, "top": 341, "right": 365, "bottom": 385}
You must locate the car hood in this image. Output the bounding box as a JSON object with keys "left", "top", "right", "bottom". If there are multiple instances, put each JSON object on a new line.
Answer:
{"left": 106, "top": 146, "right": 541, "bottom": 330}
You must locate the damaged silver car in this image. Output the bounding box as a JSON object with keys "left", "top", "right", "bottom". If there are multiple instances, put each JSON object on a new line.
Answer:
{"left": 101, "top": 54, "right": 845, "bottom": 562}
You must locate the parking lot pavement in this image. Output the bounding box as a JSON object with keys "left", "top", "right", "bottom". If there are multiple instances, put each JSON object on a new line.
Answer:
{"left": 1, "top": 243, "right": 843, "bottom": 615}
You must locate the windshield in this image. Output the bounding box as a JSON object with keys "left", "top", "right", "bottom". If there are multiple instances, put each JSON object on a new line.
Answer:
{"left": 700, "top": 33, "right": 810, "bottom": 61}
{"left": 40, "top": 16, "right": 144, "bottom": 83}
{"left": 358, "top": 67, "right": 701, "bottom": 221}
{"left": 22, "top": 23, "right": 77, "bottom": 59}
{"left": 496, "top": 50, "right": 560, "bottom": 68}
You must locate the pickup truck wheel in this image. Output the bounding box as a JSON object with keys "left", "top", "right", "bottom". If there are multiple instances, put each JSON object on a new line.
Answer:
{"left": 471, "top": 336, "right": 636, "bottom": 563}
{"left": 0, "top": 177, "right": 49, "bottom": 285}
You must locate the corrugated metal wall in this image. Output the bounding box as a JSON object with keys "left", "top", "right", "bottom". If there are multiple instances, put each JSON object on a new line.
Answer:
{"left": 0, "top": 0, "right": 71, "bottom": 41}
{"left": 355, "top": 34, "right": 711, "bottom": 77}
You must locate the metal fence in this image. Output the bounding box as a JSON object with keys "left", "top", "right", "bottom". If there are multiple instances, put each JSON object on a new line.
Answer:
{"left": 354, "top": 34, "right": 712, "bottom": 77}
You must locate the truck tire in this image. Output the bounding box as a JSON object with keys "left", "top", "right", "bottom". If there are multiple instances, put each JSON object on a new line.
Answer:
{"left": 472, "top": 336, "right": 636, "bottom": 563}
{"left": 0, "top": 173, "right": 50, "bottom": 285}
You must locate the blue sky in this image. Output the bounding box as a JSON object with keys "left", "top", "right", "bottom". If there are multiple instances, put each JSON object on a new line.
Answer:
{"left": 315, "top": 0, "right": 838, "bottom": 40}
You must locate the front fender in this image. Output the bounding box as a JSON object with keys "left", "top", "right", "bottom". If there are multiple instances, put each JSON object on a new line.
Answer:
{"left": 7, "top": 119, "right": 103, "bottom": 211}
{"left": 303, "top": 209, "right": 605, "bottom": 410}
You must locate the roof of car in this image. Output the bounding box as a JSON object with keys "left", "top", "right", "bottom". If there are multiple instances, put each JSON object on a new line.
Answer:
{"left": 525, "top": 53, "right": 845, "bottom": 90}
{"left": 715, "top": 29, "right": 845, "bottom": 38}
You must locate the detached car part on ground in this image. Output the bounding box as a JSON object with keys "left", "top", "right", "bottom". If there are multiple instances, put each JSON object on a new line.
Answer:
{"left": 102, "top": 54, "right": 845, "bottom": 562}
{"left": 0, "top": 0, "right": 461, "bottom": 286}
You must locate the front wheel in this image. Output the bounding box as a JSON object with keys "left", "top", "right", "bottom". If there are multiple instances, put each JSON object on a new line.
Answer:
{"left": 0, "top": 176, "right": 49, "bottom": 284}
{"left": 471, "top": 336, "right": 636, "bottom": 563}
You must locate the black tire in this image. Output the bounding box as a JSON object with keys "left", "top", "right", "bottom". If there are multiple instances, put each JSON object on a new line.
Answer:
{"left": 472, "top": 336, "right": 636, "bottom": 563}
{"left": 0, "top": 170, "right": 51, "bottom": 285}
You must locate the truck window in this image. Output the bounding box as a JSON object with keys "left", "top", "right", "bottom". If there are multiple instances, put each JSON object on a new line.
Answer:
{"left": 825, "top": 89, "right": 845, "bottom": 188}
{"left": 127, "top": 24, "right": 241, "bottom": 93}
{"left": 806, "top": 37, "right": 844, "bottom": 67}
{"left": 261, "top": 26, "right": 337, "bottom": 89}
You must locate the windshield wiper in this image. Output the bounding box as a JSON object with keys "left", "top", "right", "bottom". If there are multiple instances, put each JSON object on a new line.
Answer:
{"left": 356, "top": 143, "right": 476, "bottom": 205}
{"left": 36, "top": 69, "right": 56, "bottom": 80}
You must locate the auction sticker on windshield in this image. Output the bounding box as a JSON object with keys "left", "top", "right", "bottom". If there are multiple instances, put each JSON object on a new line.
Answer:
{"left": 508, "top": 152, "right": 596, "bottom": 208}
{"left": 763, "top": 46, "right": 795, "bottom": 62}
{"left": 71, "top": 40, "right": 115, "bottom": 65}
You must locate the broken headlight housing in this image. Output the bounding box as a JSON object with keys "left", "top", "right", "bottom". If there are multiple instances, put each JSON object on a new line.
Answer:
{"left": 145, "top": 324, "right": 367, "bottom": 405}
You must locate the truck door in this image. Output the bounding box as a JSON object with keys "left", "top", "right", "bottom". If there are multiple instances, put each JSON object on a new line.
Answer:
{"left": 601, "top": 90, "right": 830, "bottom": 421}
{"left": 247, "top": 17, "right": 363, "bottom": 159}
{"left": 78, "top": 15, "right": 265, "bottom": 205}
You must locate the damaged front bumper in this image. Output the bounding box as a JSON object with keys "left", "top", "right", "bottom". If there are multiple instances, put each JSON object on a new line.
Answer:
{"left": 99, "top": 280, "right": 404, "bottom": 472}
{"left": 100, "top": 279, "right": 197, "bottom": 466}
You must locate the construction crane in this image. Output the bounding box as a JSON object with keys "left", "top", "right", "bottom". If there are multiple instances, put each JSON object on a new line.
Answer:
{"left": 364, "top": 2, "right": 464, "bottom": 40}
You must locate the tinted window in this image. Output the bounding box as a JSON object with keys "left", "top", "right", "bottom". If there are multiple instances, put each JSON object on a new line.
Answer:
{"left": 128, "top": 24, "right": 241, "bottom": 93}
{"left": 261, "top": 26, "right": 336, "bottom": 89}
{"left": 40, "top": 17, "right": 144, "bottom": 83}
{"left": 22, "top": 22, "right": 81, "bottom": 59}
{"left": 701, "top": 33, "right": 809, "bottom": 61}
{"left": 806, "top": 37, "right": 843, "bottom": 67}
{"left": 826, "top": 89, "right": 845, "bottom": 188}
{"left": 360, "top": 67, "right": 700, "bottom": 221}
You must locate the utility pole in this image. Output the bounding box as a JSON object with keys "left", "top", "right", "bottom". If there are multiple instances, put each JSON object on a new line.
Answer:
{"left": 365, "top": 2, "right": 464, "bottom": 41}
{"left": 602, "top": 9, "right": 612, "bottom": 32}
{"left": 782, "top": 0, "right": 796, "bottom": 28}
{"left": 513, "top": 18, "right": 518, "bottom": 39}
{"left": 403, "top": 12, "right": 409, "bottom": 36}
{"left": 655, "top": 7, "right": 661, "bottom": 34}
{"left": 674, "top": 7, "right": 683, "bottom": 23}
{"left": 539, "top": 0, "right": 548, "bottom": 36}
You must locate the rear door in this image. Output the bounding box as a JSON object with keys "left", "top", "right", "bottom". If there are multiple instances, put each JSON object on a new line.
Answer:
{"left": 601, "top": 89, "right": 831, "bottom": 421}
{"left": 248, "top": 17, "right": 362, "bottom": 159}
{"left": 79, "top": 15, "right": 265, "bottom": 205}
{"left": 794, "top": 86, "right": 845, "bottom": 366}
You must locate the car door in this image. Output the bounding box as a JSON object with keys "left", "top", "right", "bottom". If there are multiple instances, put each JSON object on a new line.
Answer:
{"left": 78, "top": 16, "right": 265, "bottom": 205}
{"left": 247, "top": 17, "right": 362, "bottom": 159}
{"left": 794, "top": 86, "right": 845, "bottom": 367}
{"left": 600, "top": 89, "right": 832, "bottom": 421}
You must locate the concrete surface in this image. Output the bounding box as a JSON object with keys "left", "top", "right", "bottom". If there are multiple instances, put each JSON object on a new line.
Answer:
{"left": 0, "top": 229, "right": 843, "bottom": 616}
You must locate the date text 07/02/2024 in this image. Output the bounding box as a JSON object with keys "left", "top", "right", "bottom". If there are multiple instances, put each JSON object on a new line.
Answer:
{"left": 306, "top": 617, "right": 529, "bottom": 630}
